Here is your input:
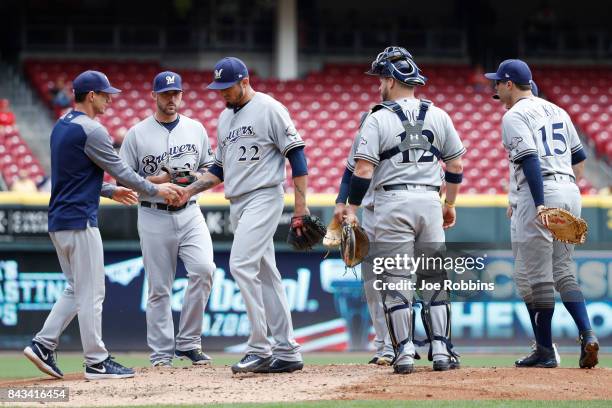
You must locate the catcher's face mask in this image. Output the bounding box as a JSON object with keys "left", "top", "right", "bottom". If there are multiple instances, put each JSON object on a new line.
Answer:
{"left": 366, "top": 46, "right": 427, "bottom": 87}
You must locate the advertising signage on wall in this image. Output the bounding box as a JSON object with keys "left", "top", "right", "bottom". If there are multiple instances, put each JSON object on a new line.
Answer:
{"left": 1, "top": 249, "right": 610, "bottom": 351}
{"left": 0, "top": 207, "right": 324, "bottom": 243}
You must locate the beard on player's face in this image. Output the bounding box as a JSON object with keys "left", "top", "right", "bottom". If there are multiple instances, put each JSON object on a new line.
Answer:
{"left": 156, "top": 91, "right": 181, "bottom": 117}
{"left": 380, "top": 78, "right": 391, "bottom": 101}
{"left": 158, "top": 99, "right": 177, "bottom": 116}
{"left": 224, "top": 84, "right": 245, "bottom": 109}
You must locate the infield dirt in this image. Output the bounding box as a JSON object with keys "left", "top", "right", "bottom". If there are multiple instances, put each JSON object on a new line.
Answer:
{"left": 1, "top": 364, "right": 610, "bottom": 406}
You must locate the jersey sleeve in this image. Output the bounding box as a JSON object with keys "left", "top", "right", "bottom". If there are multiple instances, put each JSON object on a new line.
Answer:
{"left": 214, "top": 134, "right": 224, "bottom": 168}
{"left": 268, "top": 102, "right": 305, "bottom": 156}
{"left": 85, "top": 126, "right": 158, "bottom": 196}
{"left": 346, "top": 133, "right": 360, "bottom": 172}
{"left": 565, "top": 112, "right": 583, "bottom": 154}
{"left": 440, "top": 110, "right": 466, "bottom": 162}
{"left": 354, "top": 114, "right": 381, "bottom": 166}
{"left": 118, "top": 127, "right": 139, "bottom": 171}
{"left": 198, "top": 123, "right": 214, "bottom": 170}
{"left": 502, "top": 111, "right": 538, "bottom": 162}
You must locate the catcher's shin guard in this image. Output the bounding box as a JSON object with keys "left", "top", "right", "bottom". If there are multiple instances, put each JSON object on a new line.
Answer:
{"left": 381, "top": 289, "right": 413, "bottom": 364}
{"left": 420, "top": 300, "right": 460, "bottom": 365}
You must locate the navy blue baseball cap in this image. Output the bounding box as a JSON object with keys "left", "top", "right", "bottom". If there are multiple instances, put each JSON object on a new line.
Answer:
{"left": 73, "top": 70, "right": 121, "bottom": 94}
{"left": 485, "top": 59, "right": 532, "bottom": 85}
{"left": 207, "top": 57, "right": 249, "bottom": 90}
{"left": 153, "top": 71, "right": 183, "bottom": 93}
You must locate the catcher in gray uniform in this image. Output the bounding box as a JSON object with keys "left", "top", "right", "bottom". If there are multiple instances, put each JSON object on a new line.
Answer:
{"left": 344, "top": 47, "right": 465, "bottom": 374}
{"left": 173, "top": 57, "right": 309, "bottom": 374}
{"left": 119, "top": 71, "right": 216, "bottom": 367}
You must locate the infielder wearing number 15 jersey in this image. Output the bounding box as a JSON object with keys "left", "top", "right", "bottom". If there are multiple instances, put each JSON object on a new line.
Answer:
{"left": 487, "top": 59, "right": 597, "bottom": 369}
{"left": 503, "top": 97, "right": 582, "bottom": 187}
{"left": 215, "top": 92, "right": 304, "bottom": 199}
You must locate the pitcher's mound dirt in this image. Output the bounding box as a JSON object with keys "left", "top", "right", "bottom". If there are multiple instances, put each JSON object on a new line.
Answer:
{"left": 2, "top": 364, "right": 610, "bottom": 406}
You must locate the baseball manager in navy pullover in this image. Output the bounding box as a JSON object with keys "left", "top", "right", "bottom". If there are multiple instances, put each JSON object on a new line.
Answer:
{"left": 23, "top": 70, "right": 182, "bottom": 380}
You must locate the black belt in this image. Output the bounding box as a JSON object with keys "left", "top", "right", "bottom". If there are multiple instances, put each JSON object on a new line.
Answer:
{"left": 140, "top": 201, "right": 196, "bottom": 212}
{"left": 542, "top": 174, "right": 575, "bottom": 182}
{"left": 382, "top": 184, "right": 440, "bottom": 192}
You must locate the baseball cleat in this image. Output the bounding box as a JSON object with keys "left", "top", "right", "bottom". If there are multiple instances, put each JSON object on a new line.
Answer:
{"left": 578, "top": 330, "right": 599, "bottom": 369}
{"left": 515, "top": 344, "right": 558, "bottom": 368}
{"left": 175, "top": 348, "right": 212, "bottom": 365}
{"left": 393, "top": 364, "right": 415, "bottom": 374}
{"left": 553, "top": 343, "right": 561, "bottom": 365}
{"left": 152, "top": 359, "right": 173, "bottom": 368}
{"left": 23, "top": 341, "right": 63, "bottom": 379}
{"left": 256, "top": 358, "right": 304, "bottom": 373}
{"left": 368, "top": 356, "right": 379, "bottom": 364}
{"left": 85, "top": 356, "right": 135, "bottom": 380}
{"left": 450, "top": 356, "right": 461, "bottom": 370}
{"left": 231, "top": 354, "right": 272, "bottom": 374}
{"left": 433, "top": 359, "right": 451, "bottom": 371}
{"left": 376, "top": 354, "right": 394, "bottom": 366}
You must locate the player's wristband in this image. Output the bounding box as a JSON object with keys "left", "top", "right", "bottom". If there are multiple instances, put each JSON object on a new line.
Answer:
{"left": 444, "top": 171, "right": 463, "bottom": 184}
{"left": 335, "top": 168, "right": 353, "bottom": 204}
{"left": 347, "top": 175, "right": 371, "bottom": 206}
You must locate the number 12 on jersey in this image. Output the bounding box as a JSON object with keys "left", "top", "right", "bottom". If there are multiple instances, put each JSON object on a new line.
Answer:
{"left": 539, "top": 122, "right": 567, "bottom": 157}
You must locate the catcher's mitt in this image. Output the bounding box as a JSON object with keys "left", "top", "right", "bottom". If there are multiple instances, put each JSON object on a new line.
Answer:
{"left": 287, "top": 215, "right": 327, "bottom": 251}
{"left": 161, "top": 165, "right": 197, "bottom": 187}
{"left": 341, "top": 221, "right": 369, "bottom": 267}
{"left": 539, "top": 207, "right": 588, "bottom": 244}
{"left": 323, "top": 218, "right": 342, "bottom": 249}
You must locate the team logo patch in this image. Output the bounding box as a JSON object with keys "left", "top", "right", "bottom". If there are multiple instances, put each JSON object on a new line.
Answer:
{"left": 508, "top": 136, "right": 523, "bottom": 151}
{"left": 215, "top": 69, "right": 223, "bottom": 80}
{"left": 165, "top": 75, "right": 175, "bottom": 85}
{"left": 285, "top": 125, "right": 299, "bottom": 140}
{"left": 223, "top": 126, "right": 255, "bottom": 146}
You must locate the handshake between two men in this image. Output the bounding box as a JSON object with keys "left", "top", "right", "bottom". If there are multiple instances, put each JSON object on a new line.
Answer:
{"left": 110, "top": 166, "right": 207, "bottom": 207}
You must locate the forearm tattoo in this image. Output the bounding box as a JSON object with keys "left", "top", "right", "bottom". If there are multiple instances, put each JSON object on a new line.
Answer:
{"left": 295, "top": 183, "right": 306, "bottom": 202}
{"left": 191, "top": 178, "right": 217, "bottom": 194}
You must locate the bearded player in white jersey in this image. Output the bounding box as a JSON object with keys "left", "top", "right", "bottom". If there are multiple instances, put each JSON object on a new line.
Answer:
{"left": 119, "top": 71, "right": 216, "bottom": 368}
{"left": 486, "top": 59, "right": 598, "bottom": 368}
{"left": 173, "top": 57, "right": 309, "bottom": 374}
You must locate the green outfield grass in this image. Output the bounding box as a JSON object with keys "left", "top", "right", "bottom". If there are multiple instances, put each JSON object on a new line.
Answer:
{"left": 133, "top": 403, "right": 612, "bottom": 408}
{"left": 4, "top": 402, "right": 605, "bottom": 408}
{"left": 2, "top": 352, "right": 611, "bottom": 380}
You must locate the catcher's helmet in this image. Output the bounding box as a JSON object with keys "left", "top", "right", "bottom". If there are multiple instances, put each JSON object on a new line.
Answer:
{"left": 366, "top": 46, "right": 427, "bottom": 86}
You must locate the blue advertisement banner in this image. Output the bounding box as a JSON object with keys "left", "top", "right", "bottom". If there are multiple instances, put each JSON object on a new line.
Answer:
{"left": 1, "top": 249, "right": 610, "bottom": 351}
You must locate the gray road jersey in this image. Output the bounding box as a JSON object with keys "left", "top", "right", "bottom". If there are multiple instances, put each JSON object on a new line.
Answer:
{"left": 354, "top": 98, "right": 465, "bottom": 189}
{"left": 119, "top": 115, "right": 213, "bottom": 203}
{"left": 502, "top": 97, "right": 582, "bottom": 189}
{"left": 214, "top": 92, "right": 305, "bottom": 199}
